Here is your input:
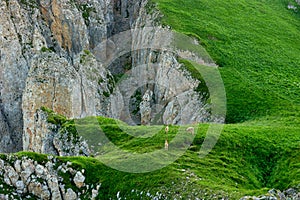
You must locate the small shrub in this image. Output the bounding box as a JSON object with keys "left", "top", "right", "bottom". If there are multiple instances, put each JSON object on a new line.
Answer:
{"left": 41, "top": 46, "right": 53, "bottom": 53}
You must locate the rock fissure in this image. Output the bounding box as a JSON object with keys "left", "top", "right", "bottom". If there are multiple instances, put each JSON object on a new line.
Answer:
{"left": 79, "top": 74, "right": 86, "bottom": 118}
{"left": 52, "top": 69, "right": 57, "bottom": 111}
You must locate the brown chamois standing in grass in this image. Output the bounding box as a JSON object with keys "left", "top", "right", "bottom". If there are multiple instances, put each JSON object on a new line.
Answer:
{"left": 165, "top": 125, "right": 169, "bottom": 134}
{"left": 164, "top": 139, "right": 169, "bottom": 150}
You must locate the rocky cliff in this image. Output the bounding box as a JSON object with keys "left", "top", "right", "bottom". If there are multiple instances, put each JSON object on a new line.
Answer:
{"left": 0, "top": 0, "right": 215, "bottom": 154}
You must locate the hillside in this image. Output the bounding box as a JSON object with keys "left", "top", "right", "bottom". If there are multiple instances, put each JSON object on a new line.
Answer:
{"left": 153, "top": 0, "right": 300, "bottom": 124}
{"left": 0, "top": 0, "right": 299, "bottom": 199}
{"left": 41, "top": 113, "right": 300, "bottom": 198}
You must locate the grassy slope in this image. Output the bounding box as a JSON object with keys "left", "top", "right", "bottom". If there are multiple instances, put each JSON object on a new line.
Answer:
{"left": 153, "top": 0, "right": 300, "bottom": 123}
{"left": 23, "top": 114, "right": 298, "bottom": 199}
{"left": 142, "top": 0, "right": 300, "bottom": 197}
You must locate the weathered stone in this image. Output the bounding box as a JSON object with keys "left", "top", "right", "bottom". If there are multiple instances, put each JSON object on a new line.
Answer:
{"left": 20, "top": 159, "right": 35, "bottom": 184}
{"left": 3, "top": 174, "right": 11, "bottom": 186}
{"left": 21, "top": 159, "right": 35, "bottom": 172}
{"left": 0, "top": 0, "right": 216, "bottom": 156}
{"left": 28, "top": 181, "right": 51, "bottom": 200}
{"left": 74, "top": 171, "right": 85, "bottom": 188}
{"left": 0, "top": 0, "right": 115, "bottom": 153}
{"left": 240, "top": 188, "right": 300, "bottom": 200}
{"left": 65, "top": 188, "right": 77, "bottom": 200}
{"left": 140, "top": 90, "right": 153, "bottom": 125}
{"left": 285, "top": 188, "right": 297, "bottom": 195}
{"left": 14, "top": 160, "right": 21, "bottom": 173}
{"left": 59, "top": 184, "right": 66, "bottom": 199}
{"left": 0, "top": 194, "right": 9, "bottom": 200}
{"left": 0, "top": 159, "right": 4, "bottom": 170}
{"left": 0, "top": 155, "right": 105, "bottom": 199}
{"left": 110, "top": 50, "right": 211, "bottom": 125}
{"left": 4, "top": 165, "right": 19, "bottom": 186}
{"left": 0, "top": 0, "right": 29, "bottom": 153}
{"left": 92, "top": 188, "right": 99, "bottom": 199}
{"left": 35, "top": 164, "right": 46, "bottom": 177}
{"left": 40, "top": 185, "right": 51, "bottom": 200}
{"left": 15, "top": 180, "right": 25, "bottom": 193}
{"left": 47, "top": 175, "right": 62, "bottom": 200}
{"left": 45, "top": 161, "right": 54, "bottom": 171}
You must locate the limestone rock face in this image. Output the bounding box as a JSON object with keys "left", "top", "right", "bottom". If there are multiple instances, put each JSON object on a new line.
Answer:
{"left": 4, "top": 166, "right": 19, "bottom": 186}
{"left": 21, "top": 52, "right": 111, "bottom": 153}
{"left": 0, "top": 0, "right": 30, "bottom": 152}
{"left": 0, "top": 0, "right": 217, "bottom": 153}
{"left": 23, "top": 109, "right": 90, "bottom": 156}
{"left": 0, "top": 0, "right": 118, "bottom": 152}
{"left": 108, "top": 2, "right": 214, "bottom": 126}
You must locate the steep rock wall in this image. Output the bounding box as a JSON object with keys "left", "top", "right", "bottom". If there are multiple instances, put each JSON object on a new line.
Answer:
{"left": 0, "top": 0, "right": 215, "bottom": 153}
{"left": 108, "top": 1, "right": 213, "bottom": 125}
{"left": 0, "top": 0, "right": 116, "bottom": 152}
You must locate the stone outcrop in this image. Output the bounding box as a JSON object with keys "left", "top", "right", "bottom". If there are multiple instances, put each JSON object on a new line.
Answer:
{"left": 23, "top": 108, "right": 90, "bottom": 156}
{"left": 110, "top": 50, "right": 212, "bottom": 125}
{"left": 0, "top": 155, "right": 101, "bottom": 199}
{"left": 240, "top": 188, "right": 300, "bottom": 200}
{"left": 73, "top": 171, "right": 85, "bottom": 189}
{"left": 22, "top": 52, "right": 112, "bottom": 153}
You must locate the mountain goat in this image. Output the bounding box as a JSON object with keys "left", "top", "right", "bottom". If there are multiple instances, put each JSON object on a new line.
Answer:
{"left": 164, "top": 139, "right": 169, "bottom": 150}
{"left": 165, "top": 125, "right": 169, "bottom": 134}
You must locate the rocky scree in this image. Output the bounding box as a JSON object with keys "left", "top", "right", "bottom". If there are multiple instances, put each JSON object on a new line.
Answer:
{"left": 0, "top": 154, "right": 101, "bottom": 199}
